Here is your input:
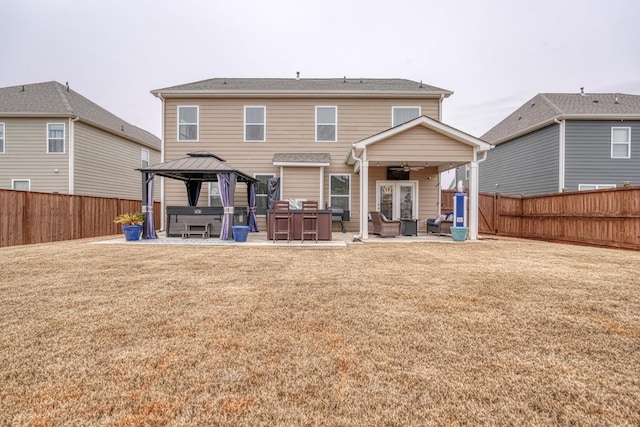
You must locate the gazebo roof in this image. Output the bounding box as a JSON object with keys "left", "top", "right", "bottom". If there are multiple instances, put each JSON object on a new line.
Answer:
{"left": 138, "top": 151, "right": 256, "bottom": 183}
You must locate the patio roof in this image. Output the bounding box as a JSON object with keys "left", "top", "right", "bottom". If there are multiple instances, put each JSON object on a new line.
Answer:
{"left": 138, "top": 151, "right": 256, "bottom": 183}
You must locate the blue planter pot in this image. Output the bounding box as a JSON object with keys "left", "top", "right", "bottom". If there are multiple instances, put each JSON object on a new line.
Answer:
{"left": 450, "top": 226, "right": 468, "bottom": 242}
{"left": 122, "top": 225, "right": 142, "bottom": 241}
{"left": 232, "top": 225, "right": 250, "bottom": 242}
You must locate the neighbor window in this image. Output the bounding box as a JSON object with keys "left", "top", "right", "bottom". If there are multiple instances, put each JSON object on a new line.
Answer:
{"left": 578, "top": 184, "right": 616, "bottom": 191}
{"left": 392, "top": 106, "right": 421, "bottom": 127}
{"left": 178, "top": 106, "right": 198, "bottom": 141}
{"left": 316, "top": 106, "right": 337, "bottom": 142}
{"left": 12, "top": 179, "right": 30, "bottom": 191}
{"left": 47, "top": 123, "right": 65, "bottom": 153}
{"left": 329, "top": 174, "right": 351, "bottom": 211}
{"left": 0, "top": 123, "right": 4, "bottom": 153}
{"left": 141, "top": 149, "right": 149, "bottom": 167}
{"left": 245, "top": 106, "right": 265, "bottom": 141}
{"left": 255, "top": 173, "right": 275, "bottom": 215}
{"left": 209, "top": 182, "right": 222, "bottom": 207}
{"left": 611, "top": 127, "right": 630, "bottom": 158}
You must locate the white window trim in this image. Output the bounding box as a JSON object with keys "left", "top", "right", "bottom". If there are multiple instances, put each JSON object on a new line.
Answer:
{"left": 315, "top": 106, "right": 338, "bottom": 142}
{"left": 254, "top": 173, "right": 276, "bottom": 216}
{"left": 0, "top": 122, "right": 5, "bottom": 153}
{"left": 141, "top": 148, "right": 150, "bottom": 167}
{"left": 329, "top": 173, "right": 351, "bottom": 212}
{"left": 578, "top": 184, "right": 617, "bottom": 191}
{"left": 177, "top": 105, "right": 199, "bottom": 142}
{"left": 611, "top": 127, "right": 631, "bottom": 159}
{"left": 392, "top": 106, "right": 421, "bottom": 127}
{"left": 12, "top": 179, "right": 31, "bottom": 191}
{"left": 47, "top": 122, "right": 65, "bottom": 154}
{"left": 244, "top": 106, "right": 266, "bottom": 142}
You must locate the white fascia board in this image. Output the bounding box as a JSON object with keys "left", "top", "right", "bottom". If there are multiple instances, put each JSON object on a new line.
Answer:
{"left": 272, "top": 162, "right": 330, "bottom": 167}
{"left": 151, "top": 90, "right": 452, "bottom": 99}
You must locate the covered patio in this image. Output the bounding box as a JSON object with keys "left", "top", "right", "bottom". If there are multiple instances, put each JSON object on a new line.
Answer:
{"left": 345, "top": 116, "right": 493, "bottom": 240}
{"left": 138, "top": 151, "right": 258, "bottom": 240}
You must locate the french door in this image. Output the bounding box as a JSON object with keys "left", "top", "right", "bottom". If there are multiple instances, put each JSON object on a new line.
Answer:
{"left": 375, "top": 181, "right": 418, "bottom": 220}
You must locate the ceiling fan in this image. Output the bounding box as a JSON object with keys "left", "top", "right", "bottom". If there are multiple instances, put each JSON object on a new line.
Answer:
{"left": 389, "top": 162, "right": 425, "bottom": 172}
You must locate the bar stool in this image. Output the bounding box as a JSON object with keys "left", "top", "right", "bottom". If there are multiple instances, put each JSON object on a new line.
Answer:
{"left": 272, "top": 201, "right": 291, "bottom": 243}
{"left": 301, "top": 201, "right": 319, "bottom": 243}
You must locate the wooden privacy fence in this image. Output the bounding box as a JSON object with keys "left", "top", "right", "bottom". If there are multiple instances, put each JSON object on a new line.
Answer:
{"left": 443, "top": 187, "right": 640, "bottom": 250}
{"left": 0, "top": 190, "right": 161, "bottom": 247}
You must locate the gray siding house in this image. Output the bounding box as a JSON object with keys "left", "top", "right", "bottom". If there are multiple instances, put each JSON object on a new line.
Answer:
{"left": 0, "top": 81, "right": 160, "bottom": 199}
{"left": 457, "top": 92, "right": 640, "bottom": 195}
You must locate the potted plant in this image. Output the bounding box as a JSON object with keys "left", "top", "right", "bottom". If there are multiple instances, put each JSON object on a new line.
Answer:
{"left": 114, "top": 212, "right": 144, "bottom": 241}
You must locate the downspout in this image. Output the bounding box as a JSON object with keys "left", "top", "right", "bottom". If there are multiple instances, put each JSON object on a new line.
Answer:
{"left": 555, "top": 118, "right": 565, "bottom": 192}
{"left": 69, "top": 115, "right": 80, "bottom": 195}
{"left": 319, "top": 166, "right": 324, "bottom": 208}
{"left": 158, "top": 93, "right": 166, "bottom": 231}
{"left": 438, "top": 94, "right": 445, "bottom": 121}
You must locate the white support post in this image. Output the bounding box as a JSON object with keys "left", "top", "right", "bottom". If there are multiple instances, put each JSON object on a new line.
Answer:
{"left": 469, "top": 159, "right": 479, "bottom": 240}
{"left": 361, "top": 160, "right": 369, "bottom": 239}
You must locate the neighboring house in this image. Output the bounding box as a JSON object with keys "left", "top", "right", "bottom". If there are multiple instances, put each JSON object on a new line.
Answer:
{"left": 151, "top": 77, "right": 491, "bottom": 239}
{"left": 457, "top": 91, "right": 640, "bottom": 195}
{"left": 0, "top": 81, "right": 160, "bottom": 199}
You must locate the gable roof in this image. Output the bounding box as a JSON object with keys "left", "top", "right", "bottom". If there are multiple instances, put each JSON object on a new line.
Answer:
{"left": 0, "top": 81, "right": 160, "bottom": 149}
{"left": 483, "top": 92, "right": 640, "bottom": 144}
{"left": 152, "top": 78, "right": 452, "bottom": 98}
{"left": 345, "top": 115, "right": 492, "bottom": 165}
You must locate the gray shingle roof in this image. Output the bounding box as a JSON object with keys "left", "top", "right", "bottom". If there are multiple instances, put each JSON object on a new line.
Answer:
{"left": 0, "top": 81, "right": 160, "bottom": 149}
{"left": 482, "top": 93, "right": 640, "bottom": 144}
{"left": 152, "top": 78, "right": 451, "bottom": 96}
{"left": 273, "top": 153, "right": 331, "bottom": 165}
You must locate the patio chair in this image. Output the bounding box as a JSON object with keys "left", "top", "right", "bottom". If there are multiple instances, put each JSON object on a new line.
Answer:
{"left": 272, "top": 200, "right": 291, "bottom": 242}
{"left": 301, "top": 201, "right": 319, "bottom": 243}
{"left": 426, "top": 212, "right": 453, "bottom": 235}
{"left": 369, "top": 211, "right": 401, "bottom": 237}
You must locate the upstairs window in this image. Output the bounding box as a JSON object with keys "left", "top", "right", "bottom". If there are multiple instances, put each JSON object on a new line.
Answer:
{"left": 245, "top": 106, "right": 265, "bottom": 141}
{"left": 392, "top": 106, "right": 421, "bottom": 127}
{"left": 0, "top": 123, "right": 4, "bottom": 153}
{"left": 329, "top": 174, "right": 351, "bottom": 211}
{"left": 178, "top": 106, "right": 198, "bottom": 141}
{"left": 316, "top": 106, "right": 337, "bottom": 142}
{"left": 141, "top": 149, "right": 149, "bottom": 167}
{"left": 611, "top": 127, "right": 630, "bottom": 158}
{"left": 255, "top": 173, "right": 275, "bottom": 215}
{"left": 47, "top": 123, "right": 65, "bottom": 153}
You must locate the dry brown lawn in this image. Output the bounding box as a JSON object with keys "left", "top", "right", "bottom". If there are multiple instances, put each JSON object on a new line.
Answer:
{"left": 1, "top": 237, "right": 639, "bottom": 426}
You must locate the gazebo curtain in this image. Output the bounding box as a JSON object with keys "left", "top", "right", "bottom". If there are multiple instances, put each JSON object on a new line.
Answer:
{"left": 141, "top": 172, "right": 157, "bottom": 239}
{"left": 217, "top": 172, "right": 237, "bottom": 240}
{"left": 247, "top": 182, "right": 259, "bottom": 232}
{"left": 185, "top": 181, "right": 202, "bottom": 207}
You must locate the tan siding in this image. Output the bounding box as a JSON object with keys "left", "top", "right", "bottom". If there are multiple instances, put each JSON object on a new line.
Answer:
{"left": 281, "top": 167, "right": 322, "bottom": 202}
{"left": 162, "top": 96, "right": 453, "bottom": 232}
{"left": 74, "top": 122, "right": 161, "bottom": 199}
{"left": 367, "top": 126, "right": 473, "bottom": 162}
{"left": 0, "top": 117, "right": 69, "bottom": 192}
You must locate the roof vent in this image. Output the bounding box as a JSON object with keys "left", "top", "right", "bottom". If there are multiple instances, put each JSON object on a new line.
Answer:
{"left": 531, "top": 102, "right": 536, "bottom": 108}
{"left": 580, "top": 87, "right": 586, "bottom": 96}
{"left": 360, "top": 77, "right": 363, "bottom": 83}
{"left": 21, "top": 85, "right": 25, "bottom": 92}
{"left": 296, "top": 71, "right": 300, "bottom": 80}
{"left": 121, "top": 125, "right": 124, "bottom": 132}
{"left": 615, "top": 96, "right": 619, "bottom": 104}
{"left": 593, "top": 99, "right": 599, "bottom": 103}
{"left": 419, "top": 80, "right": 424, "bottom": 88}
{"left": 343, "top": 76, "right": 346, "bottom": 83}
{"left": 66, "top": 81, "right": 70, "bottom": 92}
{"left": 223, "top": 77, "right": 227, "bottom": 85}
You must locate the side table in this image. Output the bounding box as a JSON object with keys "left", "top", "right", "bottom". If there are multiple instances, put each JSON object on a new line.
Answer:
{"left": 400, "top": 218, "right": 418, "bottom": 236}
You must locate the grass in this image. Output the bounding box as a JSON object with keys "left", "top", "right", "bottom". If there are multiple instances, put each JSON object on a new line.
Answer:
{"left": 1, "top": 237, "right": 639, "bottom": 426}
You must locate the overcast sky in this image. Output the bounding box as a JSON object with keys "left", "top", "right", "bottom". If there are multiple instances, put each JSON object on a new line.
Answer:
{"left": 2, "top": 0, "right": 640, "bottom": 140}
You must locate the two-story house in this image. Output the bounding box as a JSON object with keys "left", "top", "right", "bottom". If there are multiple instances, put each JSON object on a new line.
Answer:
{"left": 150, "top": 77, "right": 491, "bottom": 239}
{"left": 0, "top": 81, "right": 160, "bottom": 199}
{"left": 457, "top": 91, "right": 640, "bottom": 195}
